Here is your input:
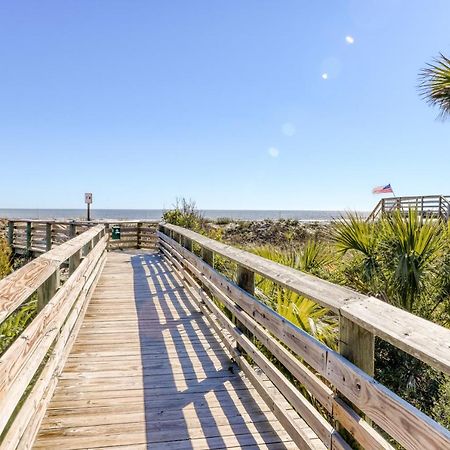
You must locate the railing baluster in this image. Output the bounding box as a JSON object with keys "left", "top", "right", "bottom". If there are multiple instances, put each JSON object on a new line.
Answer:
{"left": 202, "top": 247, "right": 214, "bottom": 267}
{"left": 26, "top": 221, "right": 32, "bottom": 254}
{"left": 183, "top": 236, "right": 193, "bottom": 252}
{"left": 8, "top": 221, "right": 14, "bottom": 249}
{"left": 137, "top": 222, "right": 142, "bottom": 249}
{"left": 236, "top": 265, "right": 255, "bottom": 350}
{"left": 339, "top": 317, "right": 374, "bottom": 376}
{"left": 69, "top": 250, "right": 82, "bottom": 275}
{"left": 69, "top": 223, "right": 77, "bottom": 238}
{"left": 45, "top": 222, "right": 52, "bottom": 251}
{"left": 37, "top": 269, "right": 59, "bottom": 311}
{"left": 82, "top": 240, "right": 92, "bottom": 258}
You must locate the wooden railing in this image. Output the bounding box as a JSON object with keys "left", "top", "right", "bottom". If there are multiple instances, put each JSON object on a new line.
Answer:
{"left": 158, "top": 223, "right": 450, "bottom": 450}
{"left": 3, "top": 219, "right": 158, "bottom": 255}
{"left": 368, "top": 195, "right": 450, "bottom": 221}
{"left": 0, "top": 225, "right": 107, "bottom": 449}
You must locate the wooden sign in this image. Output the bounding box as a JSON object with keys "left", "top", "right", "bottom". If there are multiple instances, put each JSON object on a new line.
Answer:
{"left": 85, "top": 193, "right": 93, "bottom": 204}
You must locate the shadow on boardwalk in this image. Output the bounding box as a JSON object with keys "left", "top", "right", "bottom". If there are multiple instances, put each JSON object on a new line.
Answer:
{"left": 131, "top": 252, "right": 291, "bottom": 449}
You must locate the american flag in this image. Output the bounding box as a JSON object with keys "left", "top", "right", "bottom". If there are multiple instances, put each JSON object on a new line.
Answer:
{"left": 372, "top": 184, "right": 394, "bottom": 194}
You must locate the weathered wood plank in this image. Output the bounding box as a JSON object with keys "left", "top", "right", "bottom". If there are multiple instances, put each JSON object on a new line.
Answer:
{"left": 32, "top": 251, "right": 297, "bottom": 449}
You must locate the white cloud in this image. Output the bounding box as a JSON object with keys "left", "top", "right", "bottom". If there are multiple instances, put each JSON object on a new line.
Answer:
{"left": 322, "top": 72, "right": 328, "bottom": 80}
{"left": 281, "top": 122, "right": 296, "bottom": 137}
{"left": 268, "top": 147, "right": 280, "bottom": 158}
{"left": 345, "top": 35, "right": 355, "bottom": 44}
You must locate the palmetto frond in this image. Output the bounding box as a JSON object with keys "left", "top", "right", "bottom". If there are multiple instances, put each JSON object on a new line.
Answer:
{"left": 251, "top": 243, "right": 337, "bottom": 348}
{"left": 382, "top": 210, "right": 444, "bottom": 311}
{"left": 419, "top": 53, "right": 450, "bottom": 120}
{"left": 331, "top": 213, "right": 380, "bottom": 281}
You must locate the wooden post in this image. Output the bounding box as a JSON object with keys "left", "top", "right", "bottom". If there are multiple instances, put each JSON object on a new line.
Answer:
{"left": 104, "top": 224, "right": 109, "bottom": 250}
{"left": 69, "top": 250, "right": 82, "bottom": 275}
{"left": 69, "top": 223, "right": 76, "bottom": 238}
{"left": 158, "top": 224, "right": 164, "bottom": 253}
{"left": 8, "top": 221, "right": 14, "bottom": 248}
{"left": 338, "top": 317, "right": 375, "bottom": 438}
{"left": 201, "top": 246, "right": 215, "bottom": 305}
{"left": 137, "top": 222, "right": 142, "bottom": 249}
{"left": 183, "top": 237, "right": 193, "bottom": 252}
{"left": 82, "top": 240, "right": 92, "bottom": 258}
{"left": 202, "top": 247, "right": 214, "bottom": 267}
{"left": 45, "top": 223, "right": 52, "bottom": 251}
{"left": 37, "top": 270, "right": 59, "bottom": 311}
{"left": 236, "top": 265, "right": 255, "bottom": 350}
{"left": 26, "top": 222, "right": 32, "bottom": 253}
{"left": 421, "top": 197, "right": 424, "bottom": 225}
{"left": 339, "top": 317, "right": 374, "bottom": 377}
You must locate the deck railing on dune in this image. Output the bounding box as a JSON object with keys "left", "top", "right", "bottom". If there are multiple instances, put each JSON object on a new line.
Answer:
{"left": 3, "top": 219, "right": 158, "bottom": 255}
{"left": 158, "top": 223, "right": 450, "bottom": 450}
{"left": 368, "top": 195, "right": 450, "bottom": 221}
{"left": 0, "top": 225, "right": 107, "bottom": 449}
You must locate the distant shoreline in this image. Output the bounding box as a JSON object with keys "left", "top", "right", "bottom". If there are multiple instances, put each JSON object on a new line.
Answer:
{"left": 0, "top": 208, "right": 368, "bottom": 222}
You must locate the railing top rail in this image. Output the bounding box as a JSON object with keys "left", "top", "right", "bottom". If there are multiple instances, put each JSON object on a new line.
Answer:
{"left": 0, "top": 224, "right": 105, "bottom": 325}
{"left": 162, "top": 223, "right": 450, "bottom": 376}
{"left": 382, "top": 194, "right": 450, "bottom": 201}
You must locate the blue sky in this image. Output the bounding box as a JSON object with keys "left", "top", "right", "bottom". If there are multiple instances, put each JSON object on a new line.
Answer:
{"left": 0, "top": 1, "right": 449, "bottom": 211}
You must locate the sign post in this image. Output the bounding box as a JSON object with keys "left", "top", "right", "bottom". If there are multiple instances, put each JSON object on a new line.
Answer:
{"left": 85, "top": 193, "right": 93, "bottom": 221}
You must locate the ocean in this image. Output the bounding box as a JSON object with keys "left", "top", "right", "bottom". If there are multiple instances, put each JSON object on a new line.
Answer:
{"left": 0, "top": 209, "right": 365, "bottom": 221}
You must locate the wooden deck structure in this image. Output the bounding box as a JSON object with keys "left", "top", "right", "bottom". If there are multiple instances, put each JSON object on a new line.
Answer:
{"left": 368, "top": 195, "right": 450, "bottom": 221}
{"left": 1, "top": 221, "right": 450, "bottom": 449}
{"left": 4, "top": 219, "right": 158, "bottom": 256}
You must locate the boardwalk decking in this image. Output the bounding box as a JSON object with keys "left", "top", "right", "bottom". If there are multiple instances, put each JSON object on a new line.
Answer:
{"left": 33, "top": 251, "right": 298, "bottom": 449}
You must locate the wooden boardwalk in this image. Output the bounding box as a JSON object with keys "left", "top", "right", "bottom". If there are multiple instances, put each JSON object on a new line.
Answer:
{"left": 33, "top": 251, "right": 298, "bottom": 449}
{"left": 3, "top": 222, "right": 450, "bottom": 449}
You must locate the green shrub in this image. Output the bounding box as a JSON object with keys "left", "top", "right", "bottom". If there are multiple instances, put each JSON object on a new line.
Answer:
{"left": 163, "top": 198, "right": 205, "bottom": 231}
{"left": 0, "top": 297, "right": 37, "bottom": 355}
{"left": 0, "top": 237, "right": 12, "bottom": 279}
{"left": 215, "top": 217, "right": 233, "bottom": 225}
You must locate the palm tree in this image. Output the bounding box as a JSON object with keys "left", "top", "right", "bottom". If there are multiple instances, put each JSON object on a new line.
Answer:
{"left": 419, "top": 53, "right": 450, "bottom": 120}
{"left": 332, "top": 211, "right": 444, "bottom": 312}
{"left": 332, "top": 213, "right": 379, "bottom": 283}
{"left": 382, "top": 210, "right": 444, "bottom": 311}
